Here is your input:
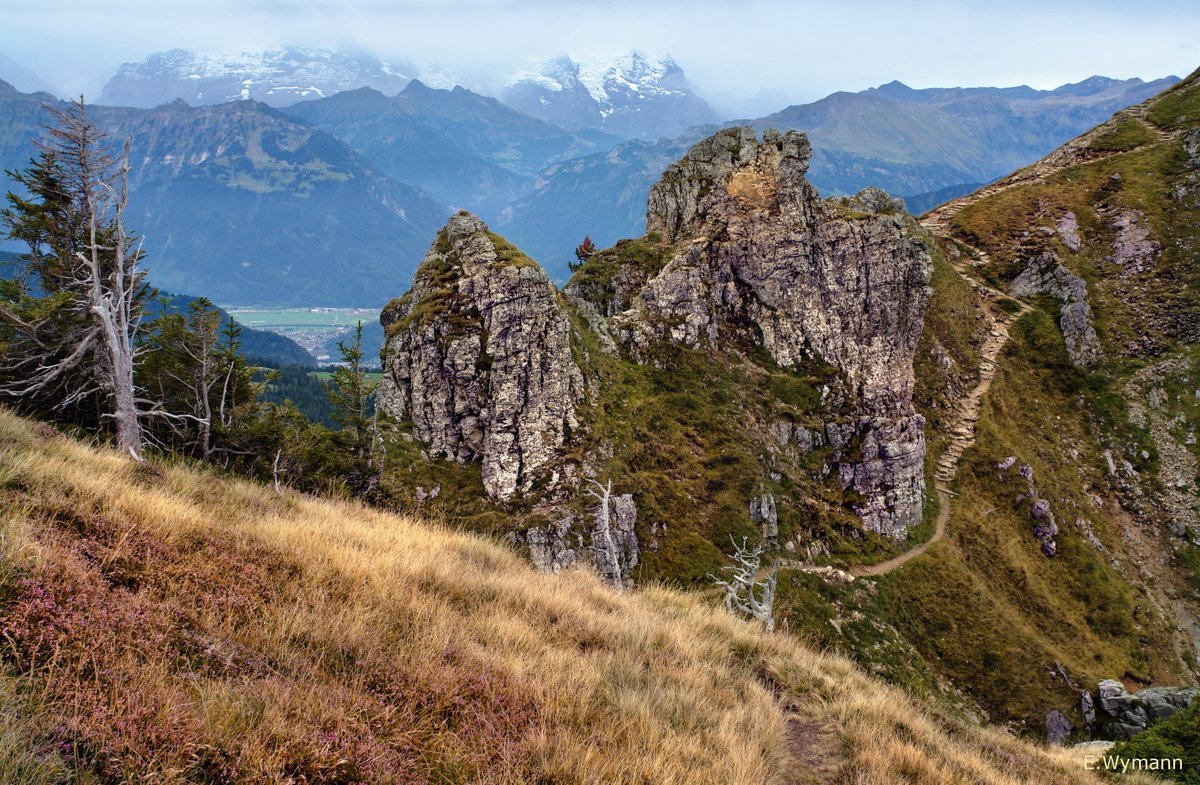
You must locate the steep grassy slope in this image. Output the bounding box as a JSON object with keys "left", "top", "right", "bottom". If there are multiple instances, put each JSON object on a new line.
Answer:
{"left": 0, "top": 408, "right": 1126, "bottom": 784}
{"left": 870, "top": 67, "right": 1200, "bottom": 732}
{"left": 881, "top": 309, "right": 1189, "bottom": 721}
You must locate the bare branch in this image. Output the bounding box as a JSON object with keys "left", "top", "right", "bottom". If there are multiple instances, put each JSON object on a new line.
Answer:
{"left": 709, "top": 537, "right": 777, "bottom": 632}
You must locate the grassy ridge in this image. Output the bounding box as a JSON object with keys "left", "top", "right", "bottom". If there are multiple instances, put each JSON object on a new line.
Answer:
{"left": 0, "top": 408, "right": 1121, "bottom": 784}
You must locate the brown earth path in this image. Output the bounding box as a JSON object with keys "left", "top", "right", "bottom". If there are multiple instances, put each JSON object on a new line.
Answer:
{"left": 845, "top": 88, "right": 1189, "bottom": 576}
{"left": 852, "top": 271, "right": 1031, "bottom": 577}
{"left": 755, "top": 83, "right": 1188, "bottom": 581}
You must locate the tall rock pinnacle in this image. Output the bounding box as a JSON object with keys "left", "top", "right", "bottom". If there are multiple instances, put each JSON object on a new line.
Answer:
{"left": 608, "top": 127, "right": 933, "bottom": 537}
{"left": 378, "top": 212, "right": 584, "bottom": 501}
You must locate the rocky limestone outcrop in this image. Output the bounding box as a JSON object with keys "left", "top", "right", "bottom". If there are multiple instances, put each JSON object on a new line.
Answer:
{"left": 596, "top": 127, "right": 932, "bottom": 539}
{"left": 749, "top": 491, "right": 779, "bottom": 548}
{"left": 526, "top": 515, "right": 581, "bottom": 574}
{"left": 1056, "top": 211, "right": 1082, "bottom": 251}
{"left": 1185, "top": 128, "right": 1200, "bottom": 168}
{"left": 1091, "top": 679, "right": 1197, "bottom": 739}
{"left": 1105, "top": 210, "right": 1160, "bottom": 277}
{"left": 379, "top": 212, "right": 584, "bottom": 500}
{"left": 591, "top": 492, "right": 639, "bottom": 587}
{"left": 995, "top": 457, "right": 1059, "bottom": 556}
{"left": 632, "top": 128, "right": 930, "bottom": 418}
{"left": 1009, "top": 252, "right": 1102, "bottom": 367}
{"left": 1125, "top": 358, "right": 1200, "bottom": 542}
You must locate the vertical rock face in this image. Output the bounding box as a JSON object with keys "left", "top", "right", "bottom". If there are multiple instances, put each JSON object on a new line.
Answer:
{"left": 378, "top": 212, "right": 584, "bottom": 500}
{"left": 612, "top": 127, "right": 933, "bottom": 538}
{"left": 592, "top": 493, "right": 639, "bottom": 587}
{"left": 629, "top": 128, "right": 931, "bottom": 417}
{"left": 1009, "top": 252, "right": 1101, "bottom": 367}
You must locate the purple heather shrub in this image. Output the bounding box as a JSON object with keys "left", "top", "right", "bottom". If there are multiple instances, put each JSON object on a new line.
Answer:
{"left": 0, "top": 499, "right": 542, "bottom": 783}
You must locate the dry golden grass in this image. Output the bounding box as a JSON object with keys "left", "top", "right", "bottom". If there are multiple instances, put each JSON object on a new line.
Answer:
{"left": 0, "top": 409, "right": 1119, "bottom": 784}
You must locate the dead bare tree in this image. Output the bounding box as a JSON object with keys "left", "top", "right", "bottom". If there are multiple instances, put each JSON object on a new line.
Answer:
{"left": 0, "top": 98, "right": 146, "bottom": 458}
{"left": 710, "top": 537, "right": 777, "bottom": 632}
{"left": 586, "top": 478, "right": 625, "bottom": 590}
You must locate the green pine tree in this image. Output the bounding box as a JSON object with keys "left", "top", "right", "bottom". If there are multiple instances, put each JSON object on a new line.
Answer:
{"left": 326, "top": 321, "right": 379, "bottom": 462}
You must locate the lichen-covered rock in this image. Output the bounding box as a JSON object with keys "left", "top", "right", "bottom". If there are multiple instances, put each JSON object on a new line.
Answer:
{"left": 1056, "top": 211, "right": 1081, "bottom": 251}
{"left": 608, "top": 127, "right": 932, "bottom": 539}
{"left": 525, "top": 516, "right": 579, "bottom": 573}
{"left": 591, "top": 492, "right": 639, "bottom": 587}
{"left": 833, "top": 186, "right": 908, "bottom": 216}
{"left": 750, "top": 492, "right": 779, "bottom": 547}
{"left": 1105, "top": 211, "right": 1160, "bottom": 276}
{"left": 1045, "top": 709, "right": 1072, "bottom": 745}
{"left": 1185, "top": 128, "right": 1200, "bottom": 168}
{"left": 1081, "top": 690, "right": 1097, "bottom": 726}
{"left": 378, "top": 212, "right": 584, "bottom": 500}
{"left": 1180, "top": 129, "right": 1200, "bottom": 169}
{"left": 645, "top": 127, "right": 817, "bottom": 245}
{"left": 1010, "top": 252, "right": 1101, "bottom": 367}
{"left": 829, "top": 416, "right": 927, "bottom": 536}
{"left": 628, "top": 128, "right": 931, "bottom": 418}
{"left": 1094, "top": 679, "right": 1198, "bottom": 739}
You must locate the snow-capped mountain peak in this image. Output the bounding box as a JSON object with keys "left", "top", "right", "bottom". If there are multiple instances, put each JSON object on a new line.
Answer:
{"left": 502, "top": 52, "right": 715, "bottom": 140}
{"left": 506, "top": 52, "right": 685, "bottom": 106}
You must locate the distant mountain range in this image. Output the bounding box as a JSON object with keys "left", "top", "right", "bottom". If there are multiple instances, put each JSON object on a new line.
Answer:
{"left": 284, "top": 80, "right": 622, "bottom": 214}
{"left": 98, "top": 48, "right": 719, "bottom": 142}
{"left": 0, "top": 52, "right": 58, "bottom": 96}
{"left": 99, "top": 47, "right": 414, "bottom": 108}
{"left": 502, "top": 53, "right": 718, "bottom": 140}
{"left": 500, "top": 74, "right": 1179, "bottom": 277}
{"left": 760, "top": 75, "right": 1180, "bottom": 197}
{"left": 0, "top": 46, "right": 1182, "bottom": 298}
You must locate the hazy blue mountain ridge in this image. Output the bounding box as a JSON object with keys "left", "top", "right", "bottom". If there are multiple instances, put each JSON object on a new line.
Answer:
{"left": 99, "top": 47, "right": 414, "bottom": 108}
{"left": 0, "top": 80, "right": 450, "bottom": 306}
{"left": 283, "top": 80, "right": 622, "bottom": 214}
{"left": 500, "top": 74, "right": 1178, "bottom": 278}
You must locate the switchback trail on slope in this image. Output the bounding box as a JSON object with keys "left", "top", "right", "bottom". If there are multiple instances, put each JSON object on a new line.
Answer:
{"left": 768, "top": 237, "right": 1032, "bottom": 582}
{"left": 839, "top": 96, "right": 1186, "bottom": 576}
{"left": 851, "top": 264, "right": 1031, "bottom": 577}
{"left": 747, "top": 88, "right": 1189, "bottom": 582}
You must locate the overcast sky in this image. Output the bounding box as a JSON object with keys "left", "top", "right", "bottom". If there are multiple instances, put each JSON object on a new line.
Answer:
{"left": 2, "top": 0, "right": 1197, "bottom": 115}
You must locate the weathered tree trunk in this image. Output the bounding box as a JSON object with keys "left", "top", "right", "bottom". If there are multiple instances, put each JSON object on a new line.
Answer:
{"left": 0, "top": 100, "right": 147, "bottom": 458}
{"left": 84, "top": 139, "right": 143, "bottom": 459}
{"left": 587, "top": 478, "right": 625, "bottom": 590}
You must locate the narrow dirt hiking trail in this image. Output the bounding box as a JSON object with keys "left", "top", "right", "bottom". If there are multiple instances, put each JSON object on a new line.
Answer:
{"left": 852, "top": 289, "right": 1029, "bottom": 577}
{"left": 862, "top": 82, "right": 1195, "bottom": 577}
